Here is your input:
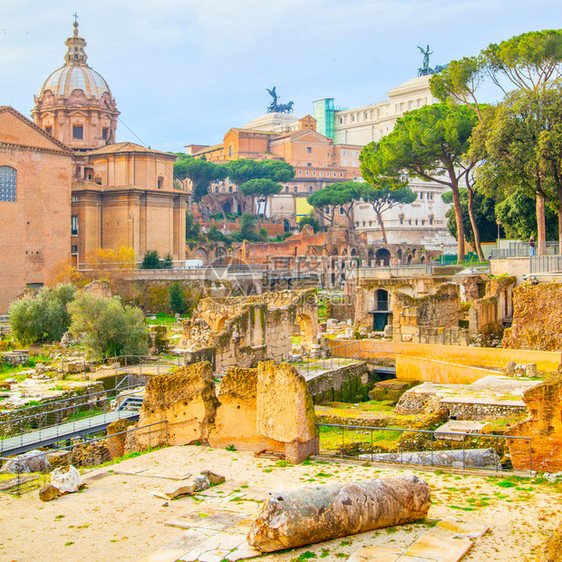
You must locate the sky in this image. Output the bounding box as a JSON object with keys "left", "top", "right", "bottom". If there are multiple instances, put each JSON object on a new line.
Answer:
{"left": 1, "top": 0, "right": 561, "bottom": 152}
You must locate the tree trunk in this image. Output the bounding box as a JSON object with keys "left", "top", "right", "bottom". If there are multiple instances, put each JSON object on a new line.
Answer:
{"left": 450, "top": 184, "right": 465, "bottom": 260}
{"left": 248, "top": 475, "right": 430, "bottom": 553}
{"left": 466, "top": 184, "right": 484, "bottom": 261}
{"left": 536, "top": 193, "right": 546, "bottom": 255}
{"left": 207, "top": 192, "right": 228, "bottom": 227}
{"left": 375, "top": 209, "right": 387, "bottom": 244}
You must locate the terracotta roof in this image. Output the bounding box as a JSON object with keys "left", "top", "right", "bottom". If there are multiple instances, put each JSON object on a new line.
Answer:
{"left": 0, "top": 105, "right": 73, "bottom": 155}
{"left": 85, "top": 141, "right": 175, "bottom": 158}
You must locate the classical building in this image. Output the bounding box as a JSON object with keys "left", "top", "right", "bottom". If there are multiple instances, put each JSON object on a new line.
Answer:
{"left": 0, "top": 21, "right": 188, "bottom": 311}
{"left": 352, "top": 177, "right": 456, "bottom": 250}
{"left": 32, "top": 20, "right": 119, "bottom": 151}
{"left": 71, "top": 143, "right": 185, "bottom": 263}
{"left": 313, "top": 74, "right": 455, "bottom": 250}
{"left": 313, "top": 75, "right": 439, "bottom": 145}
{"left": 186, "top": 115, "right": 362, "bottom": 227}
{"left": 0, "top": 106, "right": 73, "bottom": 312}
{"left": 33, "top": 22, "right": 187, "bottom": 267}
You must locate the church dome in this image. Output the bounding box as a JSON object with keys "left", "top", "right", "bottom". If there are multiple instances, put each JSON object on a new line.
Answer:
{"left": 33, "top": 19, "right": 119, "bottom": 151}
{"left": 37, "top": 20, "right": 114, "bottom": 101}
{"left": 40, "top": 64, "right": 112, "bottom": 100}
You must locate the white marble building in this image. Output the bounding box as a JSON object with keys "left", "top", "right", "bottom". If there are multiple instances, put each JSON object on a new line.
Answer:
{"left": 352, "top": 177, "right": 457, "bottom": 251}
{"left": 314, "top": 75, "right": 439, "bottom": 146}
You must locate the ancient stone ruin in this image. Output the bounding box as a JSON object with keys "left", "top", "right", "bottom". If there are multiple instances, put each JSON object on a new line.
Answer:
{"left": 507, "top": 375, "right": 562, "bottom": 472}
{"left": 131, "top": 360, "right": 317, "bottom": 463}
{"left": 247, "top": 474, "right": 431, "bottom": 552}
{"left": 504, "top": 282, "right": 562, "bottom": 351}
{"left": 177, "top": 289, "right": 318, "bottom": 373}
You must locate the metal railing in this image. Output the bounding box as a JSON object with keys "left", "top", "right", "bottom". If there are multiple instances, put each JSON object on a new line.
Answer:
{"left": 530, "top": 254, "right": 562, "bottom": 274}
{"left": 315, "top": 423, "right": 532, "bottom": 474}
{"left": 491, "top": 241, "right": 561, "bottom": 259}
{"left": 0, "top": 387, "right": 145, "bottom": 451}
{"left": 0, "top": 420, "right": 167, "bottom": 495}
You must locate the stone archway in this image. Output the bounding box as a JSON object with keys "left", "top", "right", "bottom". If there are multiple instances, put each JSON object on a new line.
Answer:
{"left": 296, "top": 313, "right": 315, "bottom": 351}
{"left": 215, "top": 246, "right": 227, "bottom": 262}
{"left": 194, "top": 247, "right": 209, "bottom": 263}
{"left": 372, "top": 288, "right": 390, "bottom": 331}
{"left": 368, "top": 248, "right": 375, "bottom": 265}
{"left": 375, "top": 248, "right": 391, "bottom": 266}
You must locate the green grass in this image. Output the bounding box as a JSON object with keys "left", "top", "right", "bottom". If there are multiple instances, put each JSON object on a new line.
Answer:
{"left": 0, "top": 354, "right": 51, "bottom": 382}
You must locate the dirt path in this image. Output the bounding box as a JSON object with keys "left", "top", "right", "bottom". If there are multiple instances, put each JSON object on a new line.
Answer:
{"left": 0, "top": 446, "right": 558, "bottom": 561}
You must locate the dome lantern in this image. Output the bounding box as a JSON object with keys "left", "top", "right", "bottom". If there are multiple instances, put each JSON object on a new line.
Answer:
{"left": 32, "top": 18, "right": 119, "bottom": 152}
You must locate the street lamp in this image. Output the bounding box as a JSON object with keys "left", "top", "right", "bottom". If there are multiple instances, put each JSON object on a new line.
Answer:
{"left": 496, "top": 218, "right": 501, "bottom": 250}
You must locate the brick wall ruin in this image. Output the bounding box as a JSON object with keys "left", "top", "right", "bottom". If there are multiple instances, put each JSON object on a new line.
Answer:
{"left": 507, "top": 375, "right": 562, "bottom": 472}
{"left": 468, "top": 276, "right": 515, "bottom": 343}
{"left": 503, "top": 282, "right": 562, "bottom": 351}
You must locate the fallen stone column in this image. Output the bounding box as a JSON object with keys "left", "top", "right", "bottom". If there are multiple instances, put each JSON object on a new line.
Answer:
{"left": 247, "top": 474, "right": 430, "bottom": 552}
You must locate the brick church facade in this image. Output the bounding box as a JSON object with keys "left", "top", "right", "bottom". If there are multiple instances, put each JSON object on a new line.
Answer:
{"left": 0, "top": 21, "right": 186, "bottom": 312}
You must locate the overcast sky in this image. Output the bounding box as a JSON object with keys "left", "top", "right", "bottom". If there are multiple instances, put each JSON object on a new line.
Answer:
{"left": 1, "top": 0, "right": 560, "bottom": 152}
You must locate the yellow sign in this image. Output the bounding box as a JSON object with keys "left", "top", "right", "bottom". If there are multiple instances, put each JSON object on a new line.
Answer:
{"left": 296, "top": 198, "right": 313, "bottom": 218}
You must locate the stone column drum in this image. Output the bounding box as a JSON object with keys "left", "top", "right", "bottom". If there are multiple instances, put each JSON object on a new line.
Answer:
{"left": 247, "top": 474, "right": 431, "bottom": 552}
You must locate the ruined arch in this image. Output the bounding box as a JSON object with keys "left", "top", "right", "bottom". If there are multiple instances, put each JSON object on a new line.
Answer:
{"left": 375, "top": 248, "right": 391, "bottom": 266}
{"left": 296, "top": 313, "right": 315, "bottom": 351}
{"left": 194, "top": 247, "right": 209, "bottom": 263}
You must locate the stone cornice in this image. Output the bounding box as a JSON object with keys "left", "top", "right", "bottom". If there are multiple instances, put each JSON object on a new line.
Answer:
{"left": 0, "top": 141, "right": 73, "bottom": 157}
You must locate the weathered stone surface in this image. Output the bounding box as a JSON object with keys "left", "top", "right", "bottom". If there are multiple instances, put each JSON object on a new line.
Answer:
{"left": 360, "top": 448, "right": 501, "bottom": 470}
{"left": 163, "top": 475, "right": 210, "bottom": 499}
{"left": 256, "top": 361, "right": 315, "bottom": 446}
{"left": 106, "top": 418, "right": 135, "bottom": 459}
{"left": 39, "top": 484, "right": 60, "bottom": 502}
{"left": 163, "top": 481, "right": 197, "bottom": 499}
{"left": 50, "top": 465, "right": 82, "bottom": 493}
{"left": 137, "top": 362, "right": 219, "bottom": 447}
{"left": 71, "top": 441, "right": 111, "bottom": 467}
{"left": 200, "top": 470, "right": 225, "bottom": 485}
{"left": 504, "top": 283, "right": 562, "bottom": 351}
{"left": 247, "top": 474, "right": 430, "bottom": 552}
{"left": 1, "top": 450, "right": 51, "bottom": 474}
{"left": 507, "top": 375, "right": 562, "bottom": 472}
{"left": 369, "top": 379, "right": 419, "bottom": 403}
{"left": 46, "top": 450, "right": 72, "bottom": 469}
{"left": 208, "top": 367, "right": 265, "bottom": 452}
{"left": 348, "top": 546, "right": 403, "bottom": 561}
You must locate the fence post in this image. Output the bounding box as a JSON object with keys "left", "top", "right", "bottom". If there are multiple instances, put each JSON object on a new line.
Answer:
{"left": 529, "top": 438, "right": 532, "bottom": 475}
{"left": 341, "top": 426, "right": 345, "bottom": 458}
{"left": 462, "top": 434, "right": 466, "bottom": 470}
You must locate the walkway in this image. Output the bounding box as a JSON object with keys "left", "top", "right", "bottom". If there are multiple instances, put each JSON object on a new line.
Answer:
{"left": 0, "top": 409, "right": 139, "bottom": 457}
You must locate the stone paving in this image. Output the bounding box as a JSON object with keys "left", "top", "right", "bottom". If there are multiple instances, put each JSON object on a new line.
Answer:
{"left": 143, "top": 485, "right": 488, "bottom": 562}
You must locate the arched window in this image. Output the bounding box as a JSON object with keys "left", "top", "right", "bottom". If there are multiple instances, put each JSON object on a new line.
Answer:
{"left": 0, "top": 166, "right": 17, "bottom": 201}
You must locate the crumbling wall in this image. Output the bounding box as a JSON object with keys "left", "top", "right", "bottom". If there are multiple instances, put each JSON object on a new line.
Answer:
{"left": 392, "top": 283, "right": 460, "bottom": 343}
{"left": 135, "top": 362, "right": 219, "bottom": 447}
{"left": 257, "top": 361, "right": 317, "bottom": 463}
{"left": 133, "top": 360, "right": 317, "bottom": 463}
{"left": 504, "top": 283, "right": 562, "bottom": 351}
{"left": 208, "top": 367, "right": 266, "bottom": 452}
{"left": 468, "top": 276, "right": 515, "bottom": 342}
{"left": 507, "top": 375, "right": 562, "bottom": 472}
{"left": 178, "top": 289, "right": 318, "bottom": 372}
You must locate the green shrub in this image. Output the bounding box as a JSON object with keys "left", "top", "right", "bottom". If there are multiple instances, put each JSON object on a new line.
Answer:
{"left": 169, "top": 282, "right": 186, "bottom": 314}
{"left": 68, "top": 292, "right": 149, "bottom": 358}
{"left": 9, "top": 284, "right": 76, "bottom": 345}
{"left": 141, "top": 250, "right": 161, "bottom": 269}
